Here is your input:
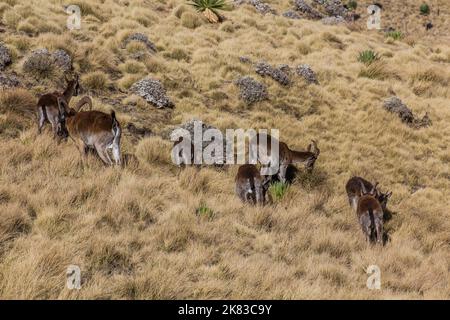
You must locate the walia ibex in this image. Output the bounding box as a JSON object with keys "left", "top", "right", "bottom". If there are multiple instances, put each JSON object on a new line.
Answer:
{"left": 36, "top": 74, "right": 81, "bottom": 138}
{"left": 235, "top": 164, "right": 272, "bottom": 206}
{"left": 345, "top": 176, "right": 392, "bottom": 212}
{"left": 251, "top": 133, "right": 320, "bottom": 183}
{"left": 356, "top": 181, "right": 385, "bottom": 244}
{"left": 57, "top": 97, "right": 121, "bottom": 166}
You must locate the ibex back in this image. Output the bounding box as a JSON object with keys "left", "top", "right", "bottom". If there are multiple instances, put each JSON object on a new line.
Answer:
{"left": 57, "top": 98, "right": 121, "bottom": 166}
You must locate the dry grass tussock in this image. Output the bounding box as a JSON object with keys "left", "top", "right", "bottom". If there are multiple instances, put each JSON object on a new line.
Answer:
{"left": 0, "top": 0, "right": 450, "bottom": 299}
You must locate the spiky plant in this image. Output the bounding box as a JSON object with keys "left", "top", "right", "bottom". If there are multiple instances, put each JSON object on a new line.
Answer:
{"left": 358, "top": 50, "right": 380, "bottom": 65}
{"left": 187, "top": 0, "right": 231, "bottom": 23}
{"left": 420, "top": 3, "right": 430, "bottom": 15}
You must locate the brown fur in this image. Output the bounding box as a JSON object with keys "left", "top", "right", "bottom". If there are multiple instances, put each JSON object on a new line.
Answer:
{"left": 251, "top": 133, "right": 320, "bottom": 182}
{"left": 345, "top": 176, "right": 392, "bottom": 212}
{"left": 235, "top": 164, "right": 271, "bottom": 205}
{"left": 57, "top": 98, "right": 121, "bottom": 166}
{"left": 356, "top": 182, "right": 384, "bottom": 244}
{"left": 36, "top": 74, "right": 80, "bottom": 139}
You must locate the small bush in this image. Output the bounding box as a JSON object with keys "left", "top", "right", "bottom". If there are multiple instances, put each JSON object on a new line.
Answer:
{"left": 420, "top": 3, "right": 430, "bottom": 15}
{"left": 347, "top": 0, "right": 357, "bottom": 10}
{"left": 357, "top": 50, "right": 380, "bottom": 65}
{"left": 269, "top": 182, "right": 288, "bottom": 202}
{"left": 196, "top": 203, "right": 215, "bottom": 221}
{"left": 386, "top": 30, "right": 403, "bottom": 40}
{"left": 22, "top": 50, "right": 57, "bottom": 80}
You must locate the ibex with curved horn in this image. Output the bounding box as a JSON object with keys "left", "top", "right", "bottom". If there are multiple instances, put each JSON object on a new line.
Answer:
{"left": 251, "top": 133, "right": 320, "bottom": 183}
{"left": 36, "top": 74, "right": 81, "bottom": 138}
{"left": 57, "top": 97, "right": 121, "bottom": 166}
{"left": 345, "top": 176, "right": 392, "bottom": 212}
{"left": 356, "top": 181, "right": 384, "bottom": 245}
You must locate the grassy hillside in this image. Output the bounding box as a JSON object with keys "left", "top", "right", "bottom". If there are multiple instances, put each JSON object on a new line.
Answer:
{"left": 0, "top": 0, "right": 449, "bottom": 299}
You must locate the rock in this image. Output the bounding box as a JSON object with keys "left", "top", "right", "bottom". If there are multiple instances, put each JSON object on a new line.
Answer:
{"left": 383, "top": 97, "right": 432, "bottom": 129}
{"left": 52, "top": 49, "right": 72, "bottom": 72}
{"left": 239, "top": 56, "right": 252, "bottom": 64}
{"left": 294, "top": 0, "right": 324, "bottom": 19}
{"left": 0, "top": 42, "right": 12, "bottom": 71}
{"left": 130, "top": 78, "right": 174, "bottom": 109}
{"left": 233, "top": 0, "right": 276, "bottom": 15}
{"left": 255, "top": 61, "right": 290, "bottom": 86}
{"left": 296, "top": 64, "right": 319, "bottom": 84}
{"left": 123, "top": 33, "right": 157, "bottom": 53}
{"left": 283, "top": 10, "right": 302, "bottom": 19}
{"left": 235, "top": 76, "right": 268, "bottom": 104}
{"left": 321, "top": 16, "right": 346, "bottom": 25}
{"left": 383, "top": 96, "right": 414, "bottom": 124}
{"left": 0, "top": 73, "right": 20, "bottom": 89}
{"left": 320, "top": 0, "right": 348, "bottom": 18}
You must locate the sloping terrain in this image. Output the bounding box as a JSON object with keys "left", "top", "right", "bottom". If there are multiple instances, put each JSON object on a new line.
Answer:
{"left": 0, "top": 0, "right": 449, "bottom": 299}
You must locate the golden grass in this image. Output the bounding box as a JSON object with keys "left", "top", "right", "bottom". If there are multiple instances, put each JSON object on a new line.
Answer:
{"left": 0, "top": 0, "right": 450, "bottom": 299}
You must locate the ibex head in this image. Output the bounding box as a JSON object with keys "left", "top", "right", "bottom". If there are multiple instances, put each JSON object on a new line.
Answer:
{"left": 376, "top": 190, "right": 392, "bottom": 211}
{"left": 307, "top": 140, "right": 320, "bottom": 158}
{"left": 65, "top": 73, "right": 81, "bottom": 97}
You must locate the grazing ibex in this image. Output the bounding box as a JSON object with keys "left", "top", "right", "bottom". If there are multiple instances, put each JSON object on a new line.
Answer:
{"left": 57, "top": 97, "right": 121, "bottom": 166}
{"left": 345, "top": 176, "right": 392, "bottom": 212}
{"left": 36, "top": 74, "right": 81, "bottom": 138}
{"left": 251, "top": 134, "right": 320, "bottom": 183}
{"left": 235, "top": 164, "right": 272, "bottom": 205}
{"left": 356, "top": 181, "right": 384, "bottom": 244}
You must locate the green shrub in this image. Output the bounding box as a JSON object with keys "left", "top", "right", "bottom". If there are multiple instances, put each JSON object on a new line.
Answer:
{"left": 196, "top": 203, "right": 215, "bottom": 220}
{"left": 268, "top": 182, "right": 288, "bottom": 202}
{"left": 420, "top": 3, "right": 430, "bottom": 15}
{"left": 347, "top": 0, "right": 357, "bottom": 10}
{"left": 357, "top": 50, "right": 380, "bottom": 65}
{"left": 386, "top": 30, "right": 403, "bottom": 40}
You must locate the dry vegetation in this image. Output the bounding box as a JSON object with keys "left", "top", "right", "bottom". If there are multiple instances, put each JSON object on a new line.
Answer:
{"left": 0, "top": 0, "right": 449, "bottom": 299}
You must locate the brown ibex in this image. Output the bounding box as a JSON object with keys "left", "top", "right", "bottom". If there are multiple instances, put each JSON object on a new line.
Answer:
{"left": 57, "top": 97, "right": 121, "bottom": 166}
{"left": 235, "top": 164, "right": 272, "bottom": 205}
{"left": 356, "top": 181, "right": 384, "bottom": 245}
{"left": 250, "top": 133, "right": 320, "bottom": 183}
{"left": 36, "top": 74, "right": 81, "bottom": 138}
{"left": 345, "top": 176, "right": 392, "bottom": 212}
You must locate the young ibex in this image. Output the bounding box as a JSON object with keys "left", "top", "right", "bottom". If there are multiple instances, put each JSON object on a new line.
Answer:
{"left": 251, "top": 134, "right": 320, "bottom": 183}
{"left": 57, "top": 97, "right": 121, "bottom": 166}
{"left": 345, "top": 176, "right": 392, "bottom": 212}
{"left": 235, "top": 164, "right": 272, "bottom": 205}
{"left": 36, "top": 74, "right": 81, "bottom": 138}
{"left": 356, "top": 181, "right": 384, "bottom": 244}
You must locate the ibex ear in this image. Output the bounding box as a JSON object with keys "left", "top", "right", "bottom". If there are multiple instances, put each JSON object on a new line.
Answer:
{"left": 307, "top": 143, "right": 312, "bottom": 152}
{"left": 386, "top": 191, "right": 393, "bottom": 198}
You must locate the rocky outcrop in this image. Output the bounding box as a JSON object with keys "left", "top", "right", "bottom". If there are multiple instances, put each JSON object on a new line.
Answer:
{"left": 123, "top": 33, "right": 157, "bottom": 53}
{"left": 235, "top": 76, "right": 268, "bottom": 104}
{"left": 0, "top": 42, "right": 12, "bottom": 71}
{"left": 296, "top": 64, "right": 319, "bottom": 84}
{"left": 0, "top": 73, "right": 20, "bottom": 89}
{"left": 294, "top": 0, "right": 324, "bottom": 19}
{"left": 255, "top": 61, "right": 290, "bottom": 86}
{"left": 383, "top": 97, "right": 432, "bottom": 129}
{"left": 130, "top": 78, "right": 174, "bottom": 108}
